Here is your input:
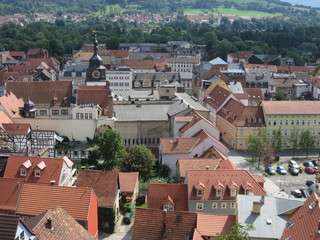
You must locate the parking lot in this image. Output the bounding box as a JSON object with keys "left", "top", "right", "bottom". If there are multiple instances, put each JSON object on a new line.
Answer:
{"left": 266, "top": 158, "right": 318, "bottom": 195}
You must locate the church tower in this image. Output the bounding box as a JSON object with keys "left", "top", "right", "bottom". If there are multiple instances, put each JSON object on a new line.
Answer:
{"left": 85, "top": 36, "right": 107, "bottom": 85}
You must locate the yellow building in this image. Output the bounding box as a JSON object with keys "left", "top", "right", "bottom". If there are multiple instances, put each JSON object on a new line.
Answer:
{"left": 216, "top": 98, "right": 264, "bottom": 149}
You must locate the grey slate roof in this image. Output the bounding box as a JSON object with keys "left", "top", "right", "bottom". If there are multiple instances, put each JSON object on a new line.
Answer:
{"left": 175, "top": 93, "right": 209, "bottom": 112}
{"left": 114, "top": 104, "right": 170, "bottom": 121}
{"left": 237, "top": 195, "right": 304, "bottom": 239}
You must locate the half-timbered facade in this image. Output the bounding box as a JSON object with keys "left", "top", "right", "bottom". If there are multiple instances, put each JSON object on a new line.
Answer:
{"left": 0, "top": 123, "right": 31, "bottom": 153}
{"left": 30, "top": 130, "right": 57, "bottom": 157}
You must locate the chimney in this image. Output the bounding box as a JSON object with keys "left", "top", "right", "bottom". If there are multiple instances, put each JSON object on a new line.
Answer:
{"left": 252, "top": 200, "right": 263, "bottom": 214}
{"left": 46, "top": 218, "right": 53, "bottom": 230}
{"left": 50, "top": 180, "right": 56, "bottom": 185}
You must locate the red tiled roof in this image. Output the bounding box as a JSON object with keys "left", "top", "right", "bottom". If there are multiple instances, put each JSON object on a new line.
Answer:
{"left": 132, "top": 208, "right": 197, "bottom": 240}
{"left": 110, "top": 50, "right": 129, "bottom": 58}
{"left": 4, "top": 155, "right": 66, "bottom": 185}
{"left": 193, "top": 130, "right": 229, "bottom": 156}
{"left": 6, "top": 81, "right": 72, "bottom": 107}
{"left": 197, "top": 213, "right": 235, "bottom": 237}
{"left": 281, "top": 193, "right": 320, "bottom": 240}
{"left": 0, "top": 91, "right": 24, "bottom": 119}
{"left": 2, "top": 123, "right": 30, "bottom": 135}
{"left": 200, "top": 146, "right": 228, "bottom": 160}
{"left": 186, "top": 169, "right": 266, "bottom": 200}
{"left": 262, "top": 101, "right": 320, "bottom": 115}
{"left": 217, "top": 98, "right": 264, "bottom": 127}
{"left": 147, "top": 183, "right": 188, "bottom": 211}
{"left": 202, "top": 69, "right": 230, "bottom": 82}
{"left": 119, "top": 172, "right": 139, "bottom": 194}
{"left": 26, "top": 206, "right": 95, "bottom": 240}
{"left": 192, "top": 228, "right": 205, "bottom": 240}
{"left": 243, "top": 88, "right": 264, "bottom": 103}
{"left": 77, "top": 85, "right": 111, "bottom": 109}
{"left": 0, "top": 110, "right": 13, "bottom": 128}
{"left": 177, "top": 158, "right": 222, "bottom": 178}
{"left": 122, "top": 59, "right": 167, "bottom": 70}
{"left": 160, "top": 138, "right": 199, "bottom": 154}
{"left": 0, "top": 178, "right": 24, "bottom": 213}
{"left": 10, "top": 51, "right": 25, "bottom": 57}
{"left": 205, "top": 85, "right": 231, "bottom": 109}
{"left": 218, "top": 159, "right": 238, "bottom": 170}
{"left": 76, "top": 170, "right": 118, "bottom": 208}
{"left": 17, "top": 183, "right": 94, "bottom": 221}
{"left": 243, "top": 63, "right": 277, "bottom": 73}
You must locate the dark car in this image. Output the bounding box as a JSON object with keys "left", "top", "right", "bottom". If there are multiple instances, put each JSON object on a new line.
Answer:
{"left": 277, "top": 165, "right": 287, "bottom": 175}
{"left": 291, "top": 189, "right": 303, "bottom": 198}
{"left": 265, "top": 165, "right": 276, "bottom": 175}
{"left": 299, "top": 188, "right": 308, "bottom": 198}
{"left": 288, "top": 166, "right": 299, "bottom": 176}
{"left": 305, "top": 166, "right": 317, "bottom": 174}
{"left": 306, "top": 180, "right": 315, "bottom": 186}
{"left": 303, "top": 161, "right": 315, "bottom": 168}
{"left": 311, "top": 160, "right": 318, "bottom": 167}
{"left": 123, "top": 212, "right": 132, "bottom": 225}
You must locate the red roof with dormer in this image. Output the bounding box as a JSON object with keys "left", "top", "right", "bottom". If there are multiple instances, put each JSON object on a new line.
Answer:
{"left": 3, "top": 155, "right": 69, "bottom": 185}
{"left": 186, "top": 169, "right": 266, "bottom": 200}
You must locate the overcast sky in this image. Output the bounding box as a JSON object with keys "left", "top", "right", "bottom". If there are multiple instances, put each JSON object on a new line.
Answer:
{"left": 280, "top": 0, "right": 320, "bottom": 8}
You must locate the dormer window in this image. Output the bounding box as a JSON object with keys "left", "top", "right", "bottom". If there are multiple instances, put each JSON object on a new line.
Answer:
{"left": 163, "top": 205, "right": 174, "bottom": 211}
{"left": 20, "top": 168, "right": 27, "bottom": 176}
{"left": 246, "top": 189, "right": 251, "bottom": 195}
{"left": 34, "top": 169, "right": 41, "bottom": 177}
{"left": 231, "top": 189, "right": 237, "bottom": 196}
{"left": 197, "top": 189, "right": 203, "bottom": 197}
{"left": 217, "top": 189, "right": 223, "bottom": 196}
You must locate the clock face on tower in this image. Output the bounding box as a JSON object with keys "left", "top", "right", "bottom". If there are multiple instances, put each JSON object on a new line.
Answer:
{"left": 92, "top": 70, "right": 101, "bottom": 79}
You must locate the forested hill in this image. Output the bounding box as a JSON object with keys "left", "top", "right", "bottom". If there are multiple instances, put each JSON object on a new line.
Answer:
{"left": 0, "top": 0, "right": 317, "bottom": 15}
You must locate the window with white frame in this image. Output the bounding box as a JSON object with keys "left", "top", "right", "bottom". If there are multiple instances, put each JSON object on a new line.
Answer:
{"left": 216, "top": 189, "right": 223, "bottom": 196}
{"left": 163, "top": 205, "right": 174, "bottom": 211}
{"left": 212, "top": 202, "right": 218, "bottom": 209}
{"left": 197, "top": 189, "right": 203, "bottom": 197}
{"left": 221, "top": 202, "right": 227, "bottom": 209}
{"left": 230, "top": 202, "right": 236, "bottom": 209}
{"left": 196, "top": 203, "right": 203, "bottom": 211}
{"left": 245, "top": 189, "right": 251, "bottom": 195}
{"left": 34, "top": 169, "right": 41, "bottom": 177}
{"left": 231, "top": 189, "right": 237, "bottom": 196}
{"left": 20, "top": 168, "right": 26, "bottom": 176}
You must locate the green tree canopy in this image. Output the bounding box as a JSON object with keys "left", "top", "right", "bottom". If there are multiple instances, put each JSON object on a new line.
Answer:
{"left": 97, "top": 129, "right": 127, "bottom": 170}
{"left": 273, "top": 90, "right": 289, "bottom": 101}
{"left": 299, "top": 130, "right": 315, "bottom": 158}
{"left": 272, "top": 127, "right": 282, "bottom": 155}
{"left": 215, "top": 223, "right": 254, "bottom": 240}
{"left": 121, "top": 145, "right": 156, "bottom": 181}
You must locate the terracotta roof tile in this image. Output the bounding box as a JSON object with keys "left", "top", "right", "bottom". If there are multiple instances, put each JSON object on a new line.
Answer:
{"left": 197, "top": 213, "right": 235, "bottom": 237}
{"left": 1, "top": 123, "right": 30, "bottom": 135}
{"left": 281, "top": 193, "right": 320, "bottom": 240}
{"left": 243, "top": 63, "right": 277, "bottom": 73}
{"left": 217, "top": 99, "right": 264, "bottom": 127}
{"left": 77, "top": 85, "right": 111, "bottom": 109}
{"left": 202, "top": 69, "right": 230, "bottom": 82}
{"left": 0, "top": 178, "right": 24, "bottom": 213}
{"left": 200, "top": 146, "right": 228, "bottom": 160}
{"left": 76, "top": 170, "right": 118, "bottom": 208}
{"left": 243, "top": 88, "right": 264, "bottom": 103}
{"left": 119, "top": 172, "right": 139, "bottom": 194}
{"left": 192, "top": 228, "right": 205, "bottom": 240}
{"left": 4, "top": 155, "right": 67, "bottom": 185}
{"left": 110, "top": 50, "right": 129, "bottom": 58}
{"left": 122, "top": 59, "right": 168, "bottom": 70}
{"left": 17, "top": 183, "right": 94, "bottom": 221}
{"left": 147, "top": 183, "right": 188, "bottom": 211}
{"left": 186, "top": 170, "right": 266, "bottom": 200}
{"left": 160, "top": 137, "right": 199, "bottom": 154}
{"left": 6, "top": 81, "right": 72, "bottom": 107}
{"left": 262, "top": 101, "right": 320, "bottom": 115}
{"left": 10, "top": 51, "right": 25, "bottom": 57}
{"left": 0, "top": 91, "right": 24, "bottom": 119}
{"left": 0, "top": 110, "right": 13, "bottom": 128}
{"left": 26, "top": 206, "right": 95, "bottom": 240}
{"left": 205, "top": 85, "right": 231, "bottom": 109}
{"left": 132, "top": 208, "right": 197, "bottom": 240}
{"left": 177, "top": 158, "right": 222, "bottom": 178}
{"left": 0, "top": 214, "right": 24, "bottom": 240}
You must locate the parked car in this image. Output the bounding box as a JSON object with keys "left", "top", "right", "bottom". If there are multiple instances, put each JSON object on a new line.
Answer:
{"left": 303, "top": 161, "right": 315, "bottom": 168}
{"left": 311, "top": 160, "right": 318, "bottom": 167}
{"left": 265, "top": 165, "right": 276, "bottom": 175}
{"left": 306, "top": 180, "right": 315, "bottom": 186}
{"left": 291, "top": 189, "right": 303, "bottom": 198}
{"left": 299, "top": 188, "right": 308, "bottom": 198}
{"left": 123, "top": 212, "right": 132, "bottom": 225}
{"left": 277, "top": 165, "right": 287, "bottom": 175}
{"left": 288, "top": 166, "right": 299, "bottom": 176}
{"left": 305, "top": 166, "right": 317, "bottom": 174}
{"left": 288, "top": 160, "right": 299, "bottom": 169}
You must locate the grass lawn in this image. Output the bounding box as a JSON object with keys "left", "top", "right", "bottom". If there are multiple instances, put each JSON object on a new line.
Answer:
{"left": 184, "top": 7, "right": 282, "bottom": 16}
{"left": 136, "top": 202, "right": 148, "bottom": 208}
